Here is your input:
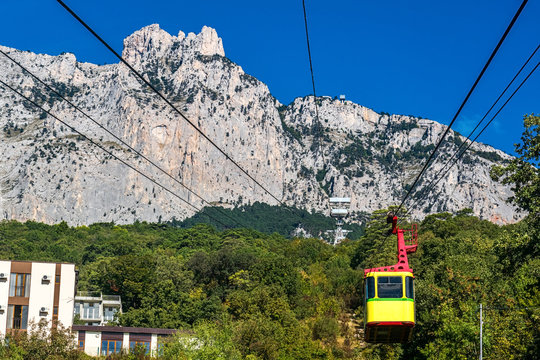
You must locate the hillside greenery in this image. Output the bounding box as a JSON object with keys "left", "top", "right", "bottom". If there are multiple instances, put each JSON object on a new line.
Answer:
{"left": 169, "top": 201, "right": 365, "bottom": 241}
{"left": 0, "top": 115, "right": 538, "bottom": 359}
{"left": 0, "top": 208, "right": 537, "bottom": 359}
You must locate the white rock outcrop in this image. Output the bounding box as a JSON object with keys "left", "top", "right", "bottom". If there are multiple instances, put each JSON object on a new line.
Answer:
{"left": 0, "top": 25, "right": 523, "bottom": 226}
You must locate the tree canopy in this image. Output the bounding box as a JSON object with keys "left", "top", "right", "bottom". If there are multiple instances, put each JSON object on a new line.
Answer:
{"left": 0, "top": 208, "right": 537, "bottom": 359}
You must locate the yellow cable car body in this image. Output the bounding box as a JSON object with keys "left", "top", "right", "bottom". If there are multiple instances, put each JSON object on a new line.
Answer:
{"left": 364, "top": 271, "right": 415, "bottom": 343}
{"left": 363, "top": 214, "right": 418, "bottom": 343}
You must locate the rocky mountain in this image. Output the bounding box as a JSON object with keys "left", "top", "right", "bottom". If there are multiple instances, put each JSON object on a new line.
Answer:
{"left": 0, "top": 25, "right": 523, "bottom": 226}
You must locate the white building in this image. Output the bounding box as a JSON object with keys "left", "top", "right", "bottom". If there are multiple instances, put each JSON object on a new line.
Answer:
{"left": 74, "top": 292, "right": 122, "bottom": 325}
{"left": 73, "top": 325, "right": 177, "bottom": 356}
{"left": 0, "top": 260, "right": 76, "bottom": 335}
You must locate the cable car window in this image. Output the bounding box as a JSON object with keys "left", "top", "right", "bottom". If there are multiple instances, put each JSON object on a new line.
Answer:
{"left": 365, "top": 277, "right": 375, "bottom": 299}
{"left": 377, "top": 276, "right": 403, "bottom": 298}
{"left": 406, "top": 277, "right": 414, "bottom": 299}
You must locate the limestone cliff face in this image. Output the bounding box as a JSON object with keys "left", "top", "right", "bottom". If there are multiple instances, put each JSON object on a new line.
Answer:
{"left": 0, "top": 25, "right": 523, "bottom": 225}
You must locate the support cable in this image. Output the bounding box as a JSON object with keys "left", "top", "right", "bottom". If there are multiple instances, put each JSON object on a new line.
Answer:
{"left": 484, "top": 305, "right": 540, "bottom": 311}
{"left": 395, "top": 0, "right": 529, "bottom": 217}
{"left": 405, "top": 43, "right": 540, "bottom": 214}
{"left": 0, "top": 78, "right": 232, "bottom": 229}
{"left": 57, "top": 0, "right": 284, "bottom": 206}
{"left": 302, "top": 0, "right": 325, "bottom": 162}
{"left": 0, "top": 48, "right": 249, "bottom": 229}
{"left": 405, "top": 57, "right": 540, "bottom": 216}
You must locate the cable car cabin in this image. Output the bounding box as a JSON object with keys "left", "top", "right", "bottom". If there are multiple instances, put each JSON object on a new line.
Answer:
{"left": 364, "top": 272, "right": 415, "bottom": 343}
{"left": 363, "top": 214, "right": 418, "bottom": 343}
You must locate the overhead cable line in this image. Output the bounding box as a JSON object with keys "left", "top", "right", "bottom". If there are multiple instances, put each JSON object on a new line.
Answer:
{"left": 0, "top": 78, "right": 232, "bottom": 229}
{"left": 302, "top": 0, "right": 325, "bottom": 161}
{"left": 394, "top": 0, "right": 529, "bottom": 217}
{"left": 484, "top": 305, "right": 540, "bottom": 311}
{"left": 405, "top": 43, "right": 540, "bottom": 213}
{"left": 0, "top": 48, "right": 249, "bottom": 229}
{"left": 405, "top": 56, "right": 540, "bottom": 215}
{"left": 57, "top": 0, "right": 284, "bottom": 207}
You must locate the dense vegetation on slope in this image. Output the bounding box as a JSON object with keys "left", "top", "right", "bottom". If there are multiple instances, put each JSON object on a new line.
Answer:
{"left": 0, "top": 209, "right": 537, "bottom": 359}
{"left": 170, "top": 201, "right": 365, "bottom": 240}
{"left": 1, "top": 116, "right": 538, "bottom": 359}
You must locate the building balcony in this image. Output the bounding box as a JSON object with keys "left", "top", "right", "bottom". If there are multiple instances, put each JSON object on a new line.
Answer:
{"left": 76, "top": 292, "right": 121, "bottom": 305}
{"left": 102, "top": 295, "right": 121, "bottom": 306}
{"left": 79, "top": 314, "right": 102, "bottom": 322}
{"left": 75, "top": 291, "right": 102, "bottom": 301}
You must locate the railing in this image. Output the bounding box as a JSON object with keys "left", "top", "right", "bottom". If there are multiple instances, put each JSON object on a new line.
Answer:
{"left": 401, "top": 223, "right": 418, "bottom": 253}
{"left": 102, "top": 295, "right": 121, "bottom": 302}
{"left": 80, "top": 311, "right": 101, "bottom": 320}
{"left": 76, "top": 292, "right": 121, "bottom": 303}
{"left": 76, "top": 291, "right": 102, "bottom": 298}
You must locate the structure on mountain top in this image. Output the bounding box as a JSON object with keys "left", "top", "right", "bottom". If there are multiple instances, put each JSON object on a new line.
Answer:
{"left": 325, "top": 197, "right": 352, "bottom": 245}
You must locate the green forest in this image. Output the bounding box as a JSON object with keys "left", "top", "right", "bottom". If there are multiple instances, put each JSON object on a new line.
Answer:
{"left": 170, "top": 201, "right": 366, "bottom": 240}
{"left": 0, "top": 208, "right": 538, "bottom": 359}
{"left": 0, "top": 117, "right": 538, "bottom": 359}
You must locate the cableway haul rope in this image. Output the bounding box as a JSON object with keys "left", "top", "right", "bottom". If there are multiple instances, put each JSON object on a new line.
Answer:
{"left": 302, "top": 0, "right": 325, "bottom": 163}
{"left": 406, "top": 54, "right": 540, "bottom": 215}
{"left": 395, "top": 0, "right": 529, "bottom": 218}
{"left": 364, "top": 1, "right": 530, "bottom": 344}
{"left": 0, "top": 78, "right": 236, "bottom": 228}
{"left": 57, "top": 0, "right": 284, "bottom": 207}
{"left": 0, "top": 48, "right": 249, "bottom": 229}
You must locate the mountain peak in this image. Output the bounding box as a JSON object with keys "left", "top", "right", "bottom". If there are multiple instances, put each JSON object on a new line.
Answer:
{"left": 196, "top": 26, "right": 225, "bottom": 57}
{"left": 122, "top": 24, "right": 224, "bottom": 64}
{"left": 0, "top": 30, "right": 522, "bottom": 226}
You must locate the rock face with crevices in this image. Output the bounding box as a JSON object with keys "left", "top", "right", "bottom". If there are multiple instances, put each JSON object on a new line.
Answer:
{"left": 0, "top": 25, "right": 523, "bottom": 226}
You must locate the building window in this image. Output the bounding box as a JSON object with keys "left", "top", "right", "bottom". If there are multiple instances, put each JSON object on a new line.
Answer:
{"left": 130, "top": 341, "right": 150, "bottom": 355}
{"left": 74, "top": 302, "right": 81, "bottom": 316}
{"left": 104, "top": 307, "right": 118, "bottom": 321}
{"left": 377, "top": 276, "right": 403, "bottom": 298}
{"left": 52, "top": 306, "right": 59, "bottom": 324}
{"left": 101, "top": 340, "right": 122, "bottom": 355}
{"left": 55, "top": 275, "right": 60, "bottom": 284}
{"left": 6, "top": 305, "right": 29, "bottom": 329}
{"left": 9, "top": 273, "right": 31, "bottom": 297}
{"left": 83, "top": 302, "right": 99, "bottom": 319}
{"left": 78, "top": 340, "right": 85, "bottom": 350}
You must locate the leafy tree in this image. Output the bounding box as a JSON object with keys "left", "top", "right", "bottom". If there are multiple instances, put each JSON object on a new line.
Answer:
{"left": 0, "top": 320, "right": 88, "bottom": 360}
{"left": 491, "top": 114, "right": 540, "bottom": 247}
{"left": 0, "top": 202, "right": 538, "bottom": 359}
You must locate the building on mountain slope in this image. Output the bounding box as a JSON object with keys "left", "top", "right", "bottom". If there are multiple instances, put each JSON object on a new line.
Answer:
{"left": 73, "top": 291, "right": 122, "bottom": 326}
{"left": 0, "top": 260, "right": 76, "bottom": 335}
{"left": 72, "top": 325, "right": 178, "bottom": 356}
{"left": 0, "top": 259, "right": 180, "bottom": 357}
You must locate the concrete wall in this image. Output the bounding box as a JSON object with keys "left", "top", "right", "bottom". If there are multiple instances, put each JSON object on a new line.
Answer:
{"left": 58, "top": 263, "right": 75, "bottom": 329}
{"left": 0, "top": 261, "right": 76, "bottom": 337}
{"left": 123, "top": 333, "right": 130, "bottom": 351}
{"left": 28, "top": 262, "right": 56, "bottom": 330}
{"left": 0, "top": 261, "right": 11, "bottom": 336}
{"left": 75, "top": 328, "right": 167, "bottom": 357}
{"left": 84, "top": 331, "right": 102, "bottom": 356}
{"left": 151, "top": 333, "right": 158, "bottom": 353}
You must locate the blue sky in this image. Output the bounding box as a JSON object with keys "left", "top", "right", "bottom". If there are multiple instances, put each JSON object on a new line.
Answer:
{"left": 0, "top": 0, "right": 538, "bottom": 156}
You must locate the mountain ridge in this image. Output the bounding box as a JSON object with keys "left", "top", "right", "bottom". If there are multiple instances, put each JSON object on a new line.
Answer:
{"left": 0, "top": 24, "right": 523, "bottom": 225}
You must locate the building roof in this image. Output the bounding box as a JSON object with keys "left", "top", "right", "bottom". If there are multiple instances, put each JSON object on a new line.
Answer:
{"left": 72, "top": 325, "right": 181, "bottom": 335}
{"left": 2, "top": 259, "right": 76, "bottom": 265}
